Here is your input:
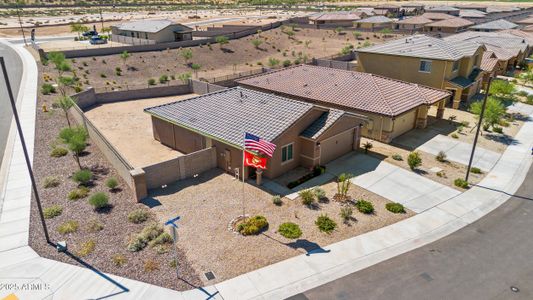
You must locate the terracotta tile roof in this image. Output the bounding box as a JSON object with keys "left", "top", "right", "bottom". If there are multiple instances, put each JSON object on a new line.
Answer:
{"left": 396, "top": 16, "right": 433, "bottom": 25}
{"left": 524, "top": 25, "right": 533, "bottom": 32}
{"left": 516, "top": 17, "right": 533, "bottom": 25}
{"left": 301, "top": 109, "right": 345, "bottom": 139}
{"left": 470, "top": 19, "right": 518, "bottom": 30}
{"left": 459, "top": 9, "right": 487, "bottom": 18}
{"left": 421, "top": 12, "right": 456, "bottom": 20}
{"left": 425, "top": 17, "right": 474, "bottom": 28}
{"left": 309, "top": 12, "right": 362, "bottom": 21}
{"left": 480, "top": 51, "right": 499, "bottom": 72}
{"left": 427, "top": 6, "right": 459, "bottom": 12}
{"left": 357, "top": 34, "right": 482, "bottom": 60}
{"left": 237, "top": 65, "right": 450, "bottom": 117}
{"left": 444, "top": 31, "right": 528, "bottom": 60}
{"left": 355, "top": 16, "right": 393, "bottom": 24}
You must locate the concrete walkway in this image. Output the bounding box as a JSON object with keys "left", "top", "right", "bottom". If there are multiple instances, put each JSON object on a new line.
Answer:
{"left": 1, "top": 40, "right": 532, "bottom": 300}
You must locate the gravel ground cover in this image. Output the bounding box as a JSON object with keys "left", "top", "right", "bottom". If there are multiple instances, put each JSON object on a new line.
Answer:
{"left": 149, "top": 168, "right": 414, "bottom": 285}
{"left": 29, "top": 65, "right": 202, "bottom": 291}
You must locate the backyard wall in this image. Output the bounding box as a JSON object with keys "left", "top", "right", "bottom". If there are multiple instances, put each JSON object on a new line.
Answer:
{"left": 190, "top": 80, "right": 227, "bottom": 95}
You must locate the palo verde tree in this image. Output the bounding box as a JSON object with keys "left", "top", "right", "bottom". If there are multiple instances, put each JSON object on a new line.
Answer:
{"left": 59, "top": 126, "right": 88, "bottom": 170}
{"left": 469, "top": 96, "right": 506, "bottom": 131}
{"left": 251, "top": 39, "right": 263, "bottom": 49}
{"left": 177, "top": 72, "right": 192, "bottom": 84}
{"left": 181, "top": 48, "right": 193, "bottom": 65}
{"left": 56, "top": 75, "right": 75, "bottom": 96}
{"left": 489, "top": 79, "right": 516, "bottom": 99}
{"left": 55, "top": 96, "right": 75, "bottom": 127}
{"left": 215, "top": 35, "right": 229, "bottom": 49}
{"left": 120, "top": 50, "right": 130, "bottom": 67}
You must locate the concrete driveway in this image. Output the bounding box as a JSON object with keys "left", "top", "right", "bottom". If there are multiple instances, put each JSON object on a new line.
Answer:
{"left": 326, "top": 153, "right": 460, "bottom": 213}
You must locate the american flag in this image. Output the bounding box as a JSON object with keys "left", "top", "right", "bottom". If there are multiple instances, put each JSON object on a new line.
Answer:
{"left": 244, "top": 133, "right": 276, "bottom": 158}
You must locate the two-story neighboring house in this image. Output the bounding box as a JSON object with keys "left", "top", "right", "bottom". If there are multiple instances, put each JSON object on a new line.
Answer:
{"left": 357, "top": 34, "right": 485, "bottom": 109}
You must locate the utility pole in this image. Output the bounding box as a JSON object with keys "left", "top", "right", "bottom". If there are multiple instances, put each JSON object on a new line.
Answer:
{"left": 99, "top": 0, "right": 105, "bottom": 32}
{"left": 465, "top": 76, "right": 493, "bottom": 183}
{"left": 0, "top": 57, "right": 51, "bottom": 245}
{"left": 16, "top": 2, "right": 27, "bottom": 46}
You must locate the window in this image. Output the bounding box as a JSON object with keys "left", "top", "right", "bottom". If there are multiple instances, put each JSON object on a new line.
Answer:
{"left": 281, "top": 143, "right": 293, "bottom": 163}
{"left": 419, "top": 60, "right": 432, "bottom": 73}
{"left": 452, "top": 60, "right": 459, "bottom": 72}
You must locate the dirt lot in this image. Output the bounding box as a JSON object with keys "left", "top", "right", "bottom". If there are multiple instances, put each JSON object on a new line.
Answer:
{"left": 149, "top": 169, "right": 414, "bottom": 284}
{"left": 39, "top": 39, "right": 128, "bottom": 52}
{"left": 39, "top": 27, "right": 400, "bottom": 91}
{"left": 84, "top": 94, "right": 197, "bottom": 167}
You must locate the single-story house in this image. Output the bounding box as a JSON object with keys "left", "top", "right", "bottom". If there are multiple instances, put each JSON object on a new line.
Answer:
{"left": 426, "top": 6, "right": 460, "bottom": 16}
{"left": 354, "top": 16, "right": 393, "bottom": 30}
{"left": 373, "top": 4, "right": 400, "bottom": 17}
{"left": 470, "top": 19, "right": 518, "bottom": 32}
{"left": 486, "top": 6, "right": 521, "bottom": 13}
{"left": 523, "top": 25, "right": 533, "bottom": 32}
{"left": 144, "top": 87, "right": 367, "bottom": 181}
{"left": 395, "top": 16, "right": 433, "bottom": 30}
{"left": 516, "top": 16, "right": 533, "bottom": 26}
{"left": 456, "top": 5, "right": 487, "bottom": 13}
{"left": 237, "top": 65, "right": 451, "bottom": 143}
{"left": 401, "top": 3, "right": 426, "bottom": 15}
{"left": 424, "top": 17, "right": 474, "bottom": 34}
{"left": 421, "top": 12, "right": 456, "bottom": 21}
{"left": 354, "top": 7, "right": 375, "bottom": 16}
{"left": 111, "top": 19, "right": 193, "bottom": 44}
{"left": 308, "top": 12, "right": 364, "bottom": 26}
{"left": 459, "top": 9, "right": 487, "bottom": 19}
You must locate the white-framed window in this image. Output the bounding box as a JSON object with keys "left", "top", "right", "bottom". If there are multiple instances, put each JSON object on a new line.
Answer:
{"left": 281, "top": 143, "right": 294, "bottom": 163}
{"left": 419, "top": 60, "right": 432, "bottom": 73}
{"left": 452, "top": 60, "right": 459, "bottom": 72}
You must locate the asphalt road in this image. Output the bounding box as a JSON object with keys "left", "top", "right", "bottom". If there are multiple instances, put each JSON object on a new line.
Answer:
{"left": 289, "top": 163, "right": 533, "bottom": 300}
{"left": 0, "top": 41, "right": 22, "bottom": 167}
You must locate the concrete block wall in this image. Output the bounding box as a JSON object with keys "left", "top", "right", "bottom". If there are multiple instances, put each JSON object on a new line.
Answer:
{"left": 72, "top": 88, "right": 97, "bottom": 109}
{"left": 190, "top": 80, "right": 227, "bottom": 95}
{"left": 95, "top": 84, "right": 191, "bottom": 102}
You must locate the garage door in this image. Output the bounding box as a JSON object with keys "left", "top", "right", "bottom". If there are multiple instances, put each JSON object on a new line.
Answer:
{"left": 392, "top": 110, "right": 416, "bottom": 139}
{"left": 320, "top": 129, "right": 354, "bottom": 164}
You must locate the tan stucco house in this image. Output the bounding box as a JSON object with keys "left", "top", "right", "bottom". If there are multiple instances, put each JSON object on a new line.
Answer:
{"left": 423, "top": 17, "right": 474, "bottom": 34}
{"left": 238, "top": 65, "right": 451, "bottom": 143}
{"left": 111, "top": 19, "right": 193, "bottom": 45}
{"left": 144, "top": 87, "right": 367, "bottom": 181}
{"left": 470, "top": 19, "right": 518, "bottom": 32}
{"left": 357, "top": 34, "right": 485, "bottom": 108}
{"left": 354, "top": 16, "right": 393, "bottom": 30}
{"left": 308, "top": 12, "right": 364, "bottom": 26}
{"left": 426, "top": 6, "right": 460, "bottom": 16}
{"left": 395, "top": 16, "right": 433, "bottom": 30}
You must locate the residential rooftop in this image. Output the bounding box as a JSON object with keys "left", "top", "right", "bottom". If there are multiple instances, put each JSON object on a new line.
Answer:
{"left": 425, "top": 17, "right": 474, "bottom": 28}
{"left": 480, "top": 51, "right": 499, "bottom": 72}
{"left": 237, "top": 65, "right": 450, "bottom": 117}
{"left": 444, "top": 31, "right": 529, "bottom": 59}
{"left": 426, "top": 6, "right": 460, "bottom": 12}
{"left": 356, "top": 34, "right": 482, "bottom": 61}
{"left": 470, "top": 19, "right": 518, "bottom": 30}
{"left": 355, "top": 16, "right": 393, "bottom": 24}
{"left": 115, "top": 19, "right": 192, "bottom": 33}
{"left": 421, "top": 12, "right": 456, "bottom": 20}
{"left": 459, "top": 9, "right": 487, "bottom": 18}
{"left": 308, "top": 12, "right": 362, "bottom": 21}
{"left": 395, "top": 16, "right": 433, "bottom": 25}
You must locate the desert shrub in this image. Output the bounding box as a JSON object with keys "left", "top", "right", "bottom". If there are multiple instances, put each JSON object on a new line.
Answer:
{"left": 386, "top": 203, "right": 405, "bottom": 214}
{"left": 50, "top": 146, "right": 68, "bottom": 157}
{"left": 148, "top": 78, "right": 156, "bottom": 85}
{"left": 517, "top": 90, "right": 528, "bottom": 97}
{"left": 169, "top": 259, "right": 177, "bottom": 268}
{"left": 407, "top": 151, "right": 422, "bottom": 170}
{"left": 43, "top": 205, "right": 63, "bottom": 219}
{"left": 144, "top": 259, "right": 159, "bottom": 272}
{"left": 68, "top": 186, "right": 89, "bottom": 200}
{"left": 436, "top": 151, "right": 447, "bottom": 162}
{"left": 454, "top": 178, "right": 469, "bottom": 189}
{"left": 159, "top": 74, "right": 169, "bottom": 83}
{"left": 299, "top": 189, "right": 315, "bottom": 206}
{"left": 72, "top": 169, "right": 92, "bottom": 185}
{"left": 340, "top": 207, "right": 353, "bottom": 223}
{"left": 451, "top": 133, "right": 459, "bottom": 139}
{"left": 336, "top": 173, "right": 353, "bottom": 199}
{"left": 436, "top": 171, "right": 446, "bottom": 178}
{"left": 105, "top": 177, "right": 118, "bottom": 190}
{"left": 149, "top": 232, "right": 173, "bottom": 247}
{"left": 356, "top": 200, "right": 374, "bottom": 214}
{"left": 43, "top": 176, "right": 60, "bottom": 188}
{"left": 88, "top": 192, "right": 109, "bottom": 209}
{"left": 315, "top": 214, "right": 337, "bottom": 234}
{"left": 128, "top": 209, "right": 150, "bottom": 224}
{"left": 392, "top": 154, "right": 403, "bottom": 161}
{"left": 237, "top": 216, "right": 268, "bottom": 236}
{"left": 77, "top": 240, "right": 96, "bottom": 257}
{"left": 127, "top": 235, "right": 147, "bottom": 252}
{"left": 493, "top": 126, "right": 503, "bottom": 134}
{"left": 272, "top": 195, "right": 282, "bottom": 206}
{"left": 313, "top": 187, "right": 326, "bottom": 201}
{"left": 140, "top": 223, "right": 164, "bottom": 242}
{"left": 57, "top": 220, "right": 79, "bottom": 235}
{"left": 87, "top": 218, "right": 104, "bottom": 232}
{"left": 283, "top": 59, "right": 292, "bottom": 67}
{"left": 112, "top": 254, "right": 127, "bottom": 267}
{"left": 100, "top": 73, "right": 106, "bottom": 78}
{"left": 155, "top": 244, "right": 171, "bottom": 254}
{"left": 41, "top": 83, "right": 56, "bottom": 95}
{"left": 278, "top": 222, "right": 302, "bottom": 239}
{"left": 363, "top": 141, "right": 373, "bottom": 153}
{"left": 470, "top": 167, "right": 482, "bottom": 174}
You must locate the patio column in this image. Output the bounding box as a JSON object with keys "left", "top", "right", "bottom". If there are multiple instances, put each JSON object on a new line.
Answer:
{"left": 436, "top": 100, "right": 445, "bottom": 119}
{"left": 415, "top": 106, "right": 428, "bottom": 129}
{"left": 452, "top": 90, "right": 462, "bottom": 109}
{"left": 256, "top": 169, "right": 263, "bottom": 186}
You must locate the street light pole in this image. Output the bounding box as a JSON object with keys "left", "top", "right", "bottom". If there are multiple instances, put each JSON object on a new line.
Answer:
{"left": 15, "top": 3, "right": 27, "bottom": 46}
{"left": 465, "top": 76, "right": 493, "bottom": 183}
{"left": 0, "top": 57, "right": 51, "bottom": 245}
{"left": 165, "top": 216, "right": 181, "bottom": 286}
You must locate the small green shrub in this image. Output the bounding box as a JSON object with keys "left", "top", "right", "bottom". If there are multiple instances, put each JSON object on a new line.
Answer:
{"left": 407, "top": 151, "right": 422, "bottom": 170}
{"left": 454, "top": 178, "right": 469, "bottom": 189}
{"left": 493, "top": 126, "right": 503, "bottom": 134}
{"left": 144, "top": 259, "right": 159, "bottom": 272}
{"left": 237, "top": 216, "right": 268, "bottom": 236}
{"left": 386, "top": 203, "right": 405, "bottom": 214}
{"left": 451, "top": 133, "right": 459, "bottom": 139}
{"left": 159, "top": 74, "right": 169, "bottom": 83}
{"left": 87, "top": 218, "right": 104, "bottom": 232}
{"left": 50, "top": 147, "right": 68, "bottom": 157}
{"left": 436, "top": 151, "right": 447, "bottom": 162}
{"left": 127, "top": 235, "right": 147, "bottom": 252}
{"left": 112, "top": 254, "right": 127, "bottom": 267}
{"left": 57, "top": 220, "right": 79, "bottom": 234}
{"left": 72, "top": 169, "right": 92, "bottom": 185}
{"left": 391, "top": 154, "right": 403, "bottom": 161}
{"left": 77, "top": 240, "right": 96, "bottom": 257}
{"left": 140, "top": 223, "right": 164, "bottom": 241}
{"left": 128, "top": 209, "right": 150, "bottom": 224}
{"left": 340, "top": 206, "right": 353, "bottom": 223}
{"left": 283, "top": 59, "right": 292, "bottom": 67}
{"left": 278, "top": 222, "right": 302, "bottom": 239}
{"left": 272, "top": 195, "right": 282, "bottom": 206}
{"left": 41, "top": 83, "right": 56, "bottom": 95}
{"left": 149, "top": 232, "right": 173, "bottom": 247}
{"left": 313, "top": 187, "right": 326, "bottom": 200}
{"left": 88, "top": 192, "right": 109, "bottom": 209}
{"left": 315, "top": 214, "right": 337, "bottom": 234}
{"left": 148, "top": 78, "right": 156, "bottom": 85}
{"left": 67, "top": 186, "right": 90, "bottom": 200}
{"left": 105, "top": 177, "right": 119, "bottom": 190}
{"left": 436, "top": 171, "right": 446, "bottom": 178}
{"left": 470, "top": 167, "right": 482, "bottom": 174}
{"left": 356, "top": 200, "right": 374, "bottom": 214}
{"left": 43, "top": 176, "right": 60, "bottom": 188}
{"left": 299, "top": 189, "right": 315, "bottom": 206}
{"left": 43, "top": 205, "right": 63, "bottom": 219}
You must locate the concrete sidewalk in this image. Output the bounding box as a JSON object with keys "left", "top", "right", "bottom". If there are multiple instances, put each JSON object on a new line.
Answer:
{"left": 1, "top": 40, "right": 532, "bottom": 300}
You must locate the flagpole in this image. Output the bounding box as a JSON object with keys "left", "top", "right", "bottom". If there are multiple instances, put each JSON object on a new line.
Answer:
{"left": 242, "top": 133, "right": 246, "bottom": 219}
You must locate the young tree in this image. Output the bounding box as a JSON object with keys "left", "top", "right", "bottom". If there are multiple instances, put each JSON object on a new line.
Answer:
{"left": 181, "top": 48, "right": 193, "bottom": 65}
{"left": 251, "top": 39, "right": 263, "bottom": 49}
{"left": 56, "top": 76, "right": 75, "bottom": 96}
{"left": 56, "top": 96, "right": 75, "bottom": 127}
{"left": 215, "top": 35, "right": 229, "bottom": 49}
{"left": 353, "top": 31, "right": 362, "bottom": 40}
{"left": 59, "top": 126, "right": 88, "bottom": 169}
{"left": 120, "top": 50, "right": 130, "bottom": 67}
{"left": 469, "top": 96, "right": 506, "bottom": 130}
{"left": 70, "top": 23, "right": 83, "bottom": 39}
{"left": 191, "top": 63, "right": 201, "bottom": 78}
{"left": 268, "top": 57, "right": 280, "bottom": 68}
{"left": 336, "top": 173, "right": 353, "bottom": 199}
{"left": 407, "top": 151, "right": 422, "bottom": 170}
{"left": 177, "top": 72, "right": 192, "bottom": 84}
{"left": 489, "top": 79, "right": 516, "bottom": 98}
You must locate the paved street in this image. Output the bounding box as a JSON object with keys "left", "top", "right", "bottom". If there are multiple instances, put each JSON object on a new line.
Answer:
{"left": 289, "top": 163, "right": 533, "bottom": 300}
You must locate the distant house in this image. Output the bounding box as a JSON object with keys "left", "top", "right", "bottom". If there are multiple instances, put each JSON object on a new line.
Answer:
{"left": 516, "top": 16, "right": 533, "bottom": 26}
{"left": 111, "top": 19, "right": 193, "bottom": 45}
{"left": 458, "top": 9, "right": 487, "bottom": 19}
{"left": 373, "top": 4, "right": 400, "bottom": 17}
{"left": 400, "top": 3, "right": 426, "bottom": 16}
{"left": 421, "top": 12, "right": 456, "bottom": 21}
{"left": 426, "top": 6, "right": 460, "bottom": 16}
{"left": 456, "top": 4, "right": 487, "bottom": 13}
{"left": 423, "top": 17, "right": 474, "bottom": 34}
{"left": 308, "top": 12, "right": 364, "bottom": 26}
{"left": 395, "top": 16, "right": 433, "bottom": 30}
{"left": 357, "top": 34, "right": 485, "bottom": 108}
{"left": 523, "top": 25, "right": 533, "bottom": 32}
{"left": 486, "top": 6, "right": 521, "bottom": 13}
{"left": 144, "top": 87, "right": 367, "bottom": 180}
{"left": 354, "top": 16, "right": 393, "bottom": 30}
{"left": 238, "top": 65, "right": 451, "bottom": 143}
{"left": 480, "top": 51, "right": 506, "bottom": 88}
{"left": 470, "top": 19, "right": 518, "bottom": 32}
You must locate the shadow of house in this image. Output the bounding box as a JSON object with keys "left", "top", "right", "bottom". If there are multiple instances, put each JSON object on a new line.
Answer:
{"left": 392, "top": 118, "right": 460, "bottom": 151}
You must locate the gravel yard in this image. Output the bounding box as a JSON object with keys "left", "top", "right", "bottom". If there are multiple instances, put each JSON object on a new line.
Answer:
{"left": 148, "top": 169, "right": 414, "bottom": 285}
{"left": 84, "top": 94, "right": 196, "bottom": 167}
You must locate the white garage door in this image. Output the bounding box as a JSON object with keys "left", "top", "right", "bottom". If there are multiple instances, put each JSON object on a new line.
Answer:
{"left": 392, "top": 110, "right": 416, "bottom": 139}
{"left": 320, "top": 129, "right": 354, "bottom": 164}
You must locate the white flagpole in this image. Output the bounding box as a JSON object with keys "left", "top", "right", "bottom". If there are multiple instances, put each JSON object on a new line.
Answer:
{"left": 242, "top": 133, "right": 246, "bottom": 219}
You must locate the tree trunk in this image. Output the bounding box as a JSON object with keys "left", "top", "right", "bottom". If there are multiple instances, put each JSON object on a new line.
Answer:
{"left": 64, "top": 111, "right": 71, "bottom": 128}
{"left": 74, "top": 153, "right": 81, "bottom": 170}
